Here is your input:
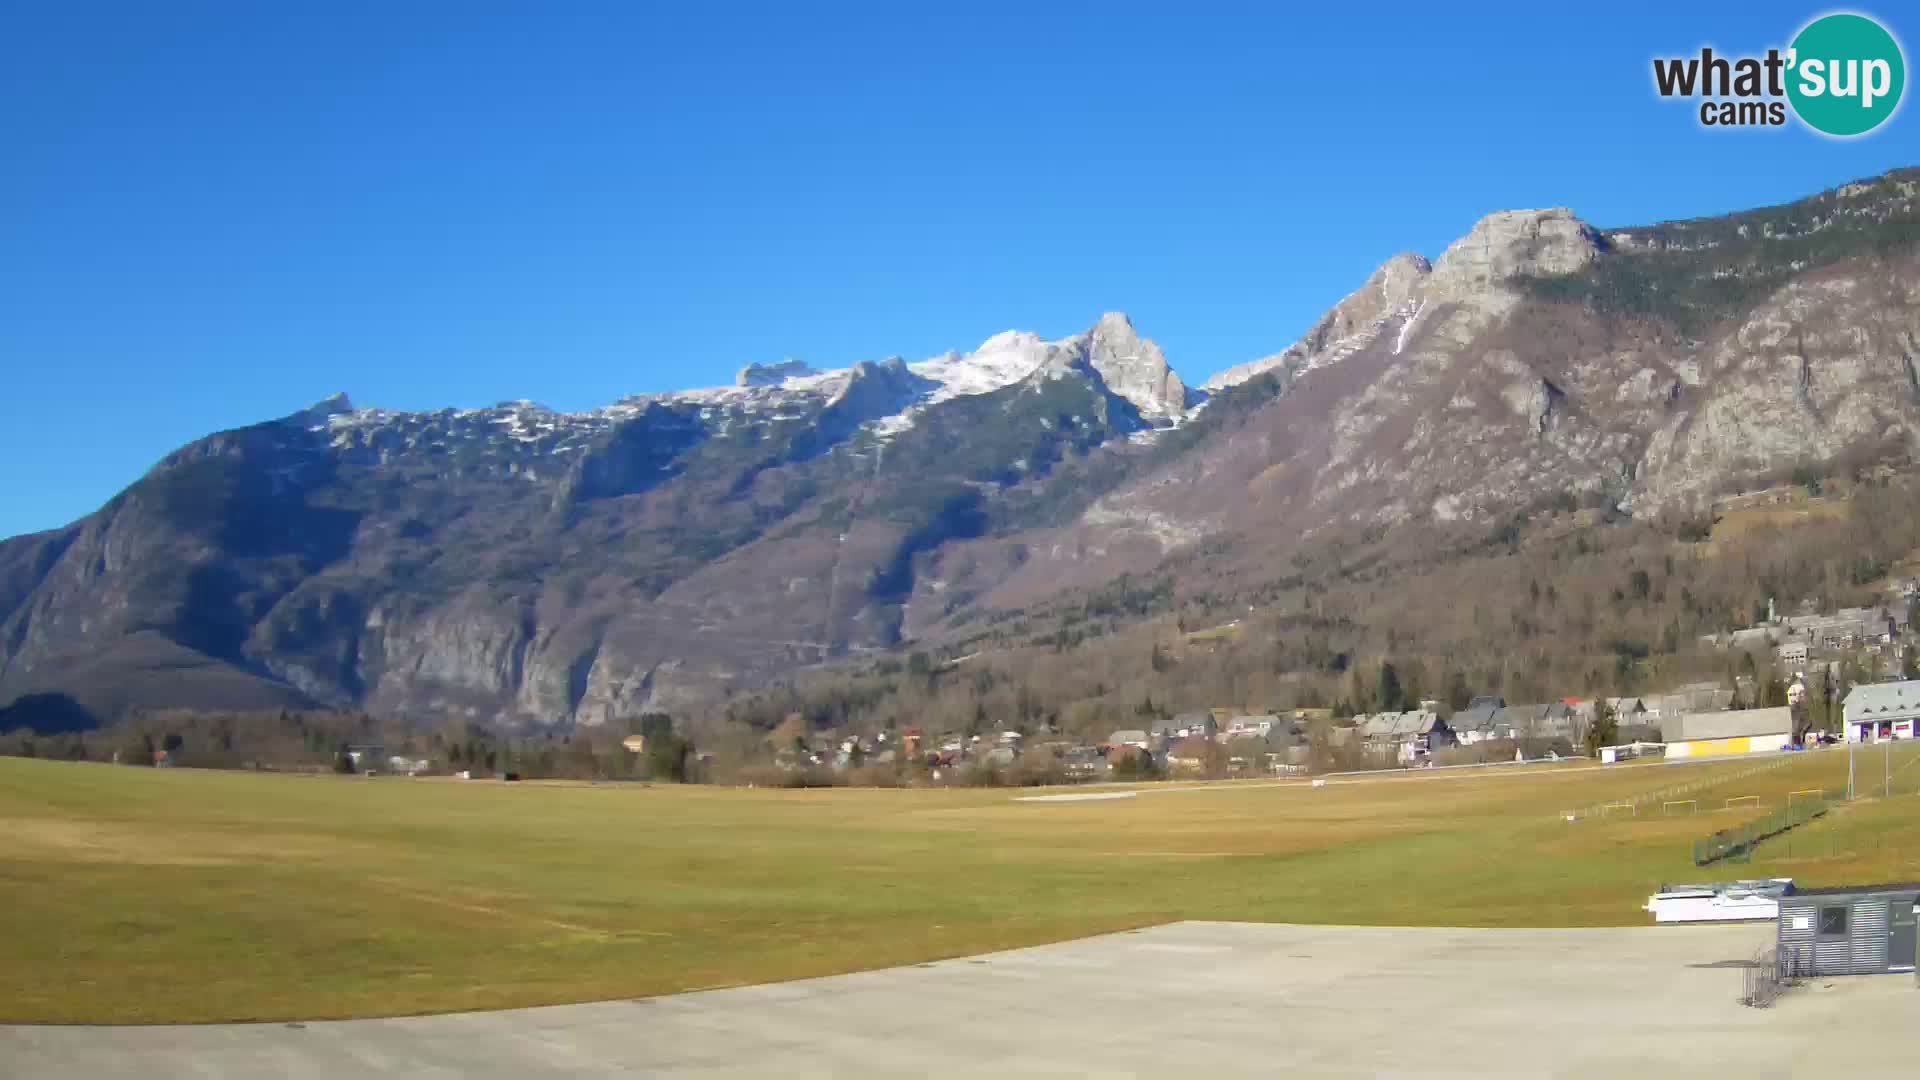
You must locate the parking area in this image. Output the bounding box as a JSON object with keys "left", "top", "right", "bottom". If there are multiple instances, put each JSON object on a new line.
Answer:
{"left": 4, "top": 921, "right": 1914, "bottom": 1078}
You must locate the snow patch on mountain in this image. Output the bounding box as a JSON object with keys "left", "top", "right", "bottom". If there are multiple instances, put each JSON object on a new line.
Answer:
{"left": 310, "top": 313, "right": 1189, "bottom": 452}
{"left": 1393, "top": 300, "right": 1426, "bottom": 355}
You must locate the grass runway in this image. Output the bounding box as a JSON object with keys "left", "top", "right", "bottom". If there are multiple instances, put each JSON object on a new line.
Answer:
{"left": 3, "top": 747, "right": 1917, "bottom": 1023}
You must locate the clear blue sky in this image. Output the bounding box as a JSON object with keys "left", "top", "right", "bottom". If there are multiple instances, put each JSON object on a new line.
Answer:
{"left": 2, "top": 2, "right": 1914, "bottom": 539}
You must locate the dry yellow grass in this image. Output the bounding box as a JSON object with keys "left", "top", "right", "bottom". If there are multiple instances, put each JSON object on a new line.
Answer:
{"left": 1705, "top": 498, "right": 1851, "bottom": 554}
{"left": 2, "top": 748, "right": 1916, "bottom": 1023}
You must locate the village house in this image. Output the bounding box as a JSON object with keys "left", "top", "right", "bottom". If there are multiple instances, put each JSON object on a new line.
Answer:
{"left": 1166, "top": 737, "right": 1219, "bottom": 774}
{"left": 1448, "top": 697, "right": 1506, "bottom": 745}
{"left": 1225, "top": 729, "right": 1308, "bottom": 774}
{"left": 1353, "top": 710, "right": 1452, "bottom": 764}
{"left": 1645, "top": 682, "right": 1735, "bottom": 730}
{"left": 1492, "top": 703, "right": 1577, "bottom": 746}
{"left": 1063, "top": 745, "right": 1104, "bottom": 777}
{"left": 1224, "top": 713, "right": 1283, "bottom": 738}
{"left": 1843, "top": 680, "right": 1920, "bottom": 742}
{"left": 1706, "top": 603, "right": 1907, "bottom": 655}
{"left": 1154, "top": 712, "right": 1218, "bottom": 741}
{"left": 1397, "top": 710, "right": 1452, "bottom": 763}
{"left": 1604, "top": 697, "right": 1647, "bottom": 722}
{"left": 1351, "top": 713, "right": 1392, "bottom": 753}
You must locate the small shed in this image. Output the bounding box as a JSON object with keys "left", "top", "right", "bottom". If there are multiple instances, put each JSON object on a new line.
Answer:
{"left": 1777, "top": 884, "right": 1920, "bottom": 977}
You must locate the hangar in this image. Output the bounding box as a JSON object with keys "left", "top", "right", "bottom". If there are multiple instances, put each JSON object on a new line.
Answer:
{"left": 1663, "top": 706, "right": 1792, "bottom": 759}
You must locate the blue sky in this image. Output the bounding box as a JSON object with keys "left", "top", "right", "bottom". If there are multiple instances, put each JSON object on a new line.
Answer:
{"left": 2, "top": 2, "right": 1914, "bottom": 539}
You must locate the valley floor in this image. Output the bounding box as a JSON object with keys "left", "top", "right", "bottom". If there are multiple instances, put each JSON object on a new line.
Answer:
{"left": 2, "top": 750, "right": 1918, "bottom": 1024}
{"left": 4, "top": 921, "right": 1912, "bottom": 1079}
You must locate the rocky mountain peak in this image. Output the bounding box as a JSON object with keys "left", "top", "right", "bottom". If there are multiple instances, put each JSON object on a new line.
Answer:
{"left": 1079, "top": 312, "right": 1186, "bottom": 420}
{"left": 1202, "top": 210, "right": 1606, "bottom": 392}
{"left": 736, "top": 359, "right": 818, "bottom": 387}
{"left": 824, "top": 356, "right": 936, "bottom": 425}
{"left": 1428, "top": 208, "right": 1601, "bottom": 299}
{"left": 289, "top": 391, "right": 358, "bottom": 429}
{"left": 1373, "top": 253, "right": 1432, "bottom": 306}
{"left": 1202, "top": 252, "right": 1434, "bottom": 391}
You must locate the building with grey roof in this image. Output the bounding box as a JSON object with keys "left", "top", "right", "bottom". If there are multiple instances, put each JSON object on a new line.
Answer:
{"left": 1449, "top": 704, "right": 1504, "bottom": 744}
{"left": 1351, "top": 710, "right": 1451, "bottom": 762}
{"left": 1493, "top": 703, "right": 1578, "bottom": 743}
{"left": 1664, "top": 706, "right": 1793, "bottom": 759}
{"left": 1843, "top": 680, "right": 1920, "bottom": 743}
{"left": 1153, "top": 712, "right": 1218, "bottom": 739}
{"left": 1224, "top": 714, "right": 1284, "bottom": 738}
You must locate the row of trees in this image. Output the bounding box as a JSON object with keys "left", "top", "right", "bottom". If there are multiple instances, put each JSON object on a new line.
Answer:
{"left": 0, "top": 708, "right": 700, "bottom": 783}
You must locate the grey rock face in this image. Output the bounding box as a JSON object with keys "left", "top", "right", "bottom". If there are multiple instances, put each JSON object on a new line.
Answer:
{"left": 969, "top": 170, "right": 1920, "bottom": 614}
{"left": 736, "top": 359, "right": 817, "bottom": 387}
{"left": 1205, "top": 253, "right": 1433, "bottom": 391}
{"left": 1080, "top": 312, "right": 1187, "bottom": 420}
{"left": 1429, "top": 208, "right": 1603, "bottom": 301}
{"left": 1636, "top": 271, "right": 1920, "bottom": 510}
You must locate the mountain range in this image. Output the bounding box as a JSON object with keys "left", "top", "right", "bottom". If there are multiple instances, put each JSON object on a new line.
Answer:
{"left": 3, "top": 167, "right": 1917, "bottom": 730}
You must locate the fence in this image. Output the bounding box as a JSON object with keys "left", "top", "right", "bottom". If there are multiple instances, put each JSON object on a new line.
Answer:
{"left": 1562, "top": 754, "right": 1796, "bottom": 822}
{"left": 1692, "top": 795, "right": 1833, "bottom": 866}
{"left": 1741, "top": 946, "right": 1782, "bottom": 1008}
{"left": 1744, "top": 945, "right": 1819, "bottom": 1008}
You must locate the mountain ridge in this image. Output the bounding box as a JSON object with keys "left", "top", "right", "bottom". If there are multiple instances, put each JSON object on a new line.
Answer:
{"left": 3, "top": 167, "right": 1917, "bottom": 732}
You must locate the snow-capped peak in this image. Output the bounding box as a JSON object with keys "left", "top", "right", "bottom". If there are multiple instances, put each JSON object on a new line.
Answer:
{"left": 974, "top": 329, "right": 1047, "bottom": 354}
{"left": 309, "top": 314, "right": 1191, "bottom": 451}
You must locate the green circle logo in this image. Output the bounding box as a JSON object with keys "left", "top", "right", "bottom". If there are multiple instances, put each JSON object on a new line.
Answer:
{"left": 1787, "top": 13, "right": 1906, "bottom": 136}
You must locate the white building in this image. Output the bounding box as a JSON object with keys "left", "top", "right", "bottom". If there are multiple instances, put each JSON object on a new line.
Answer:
{"left": 1663, "top": 707, "right": 1793, "bottom": 759}
{"left": 1843, "top": 680, "right": 1920, "bottom": 743}
{"left": 1226, "top": 714, "right": 1282, "bottom": 737}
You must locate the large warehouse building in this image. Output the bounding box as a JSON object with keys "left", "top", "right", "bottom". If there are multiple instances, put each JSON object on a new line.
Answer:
{"left": 1663, "top": 706, "right": 1792, "bottom": 759}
